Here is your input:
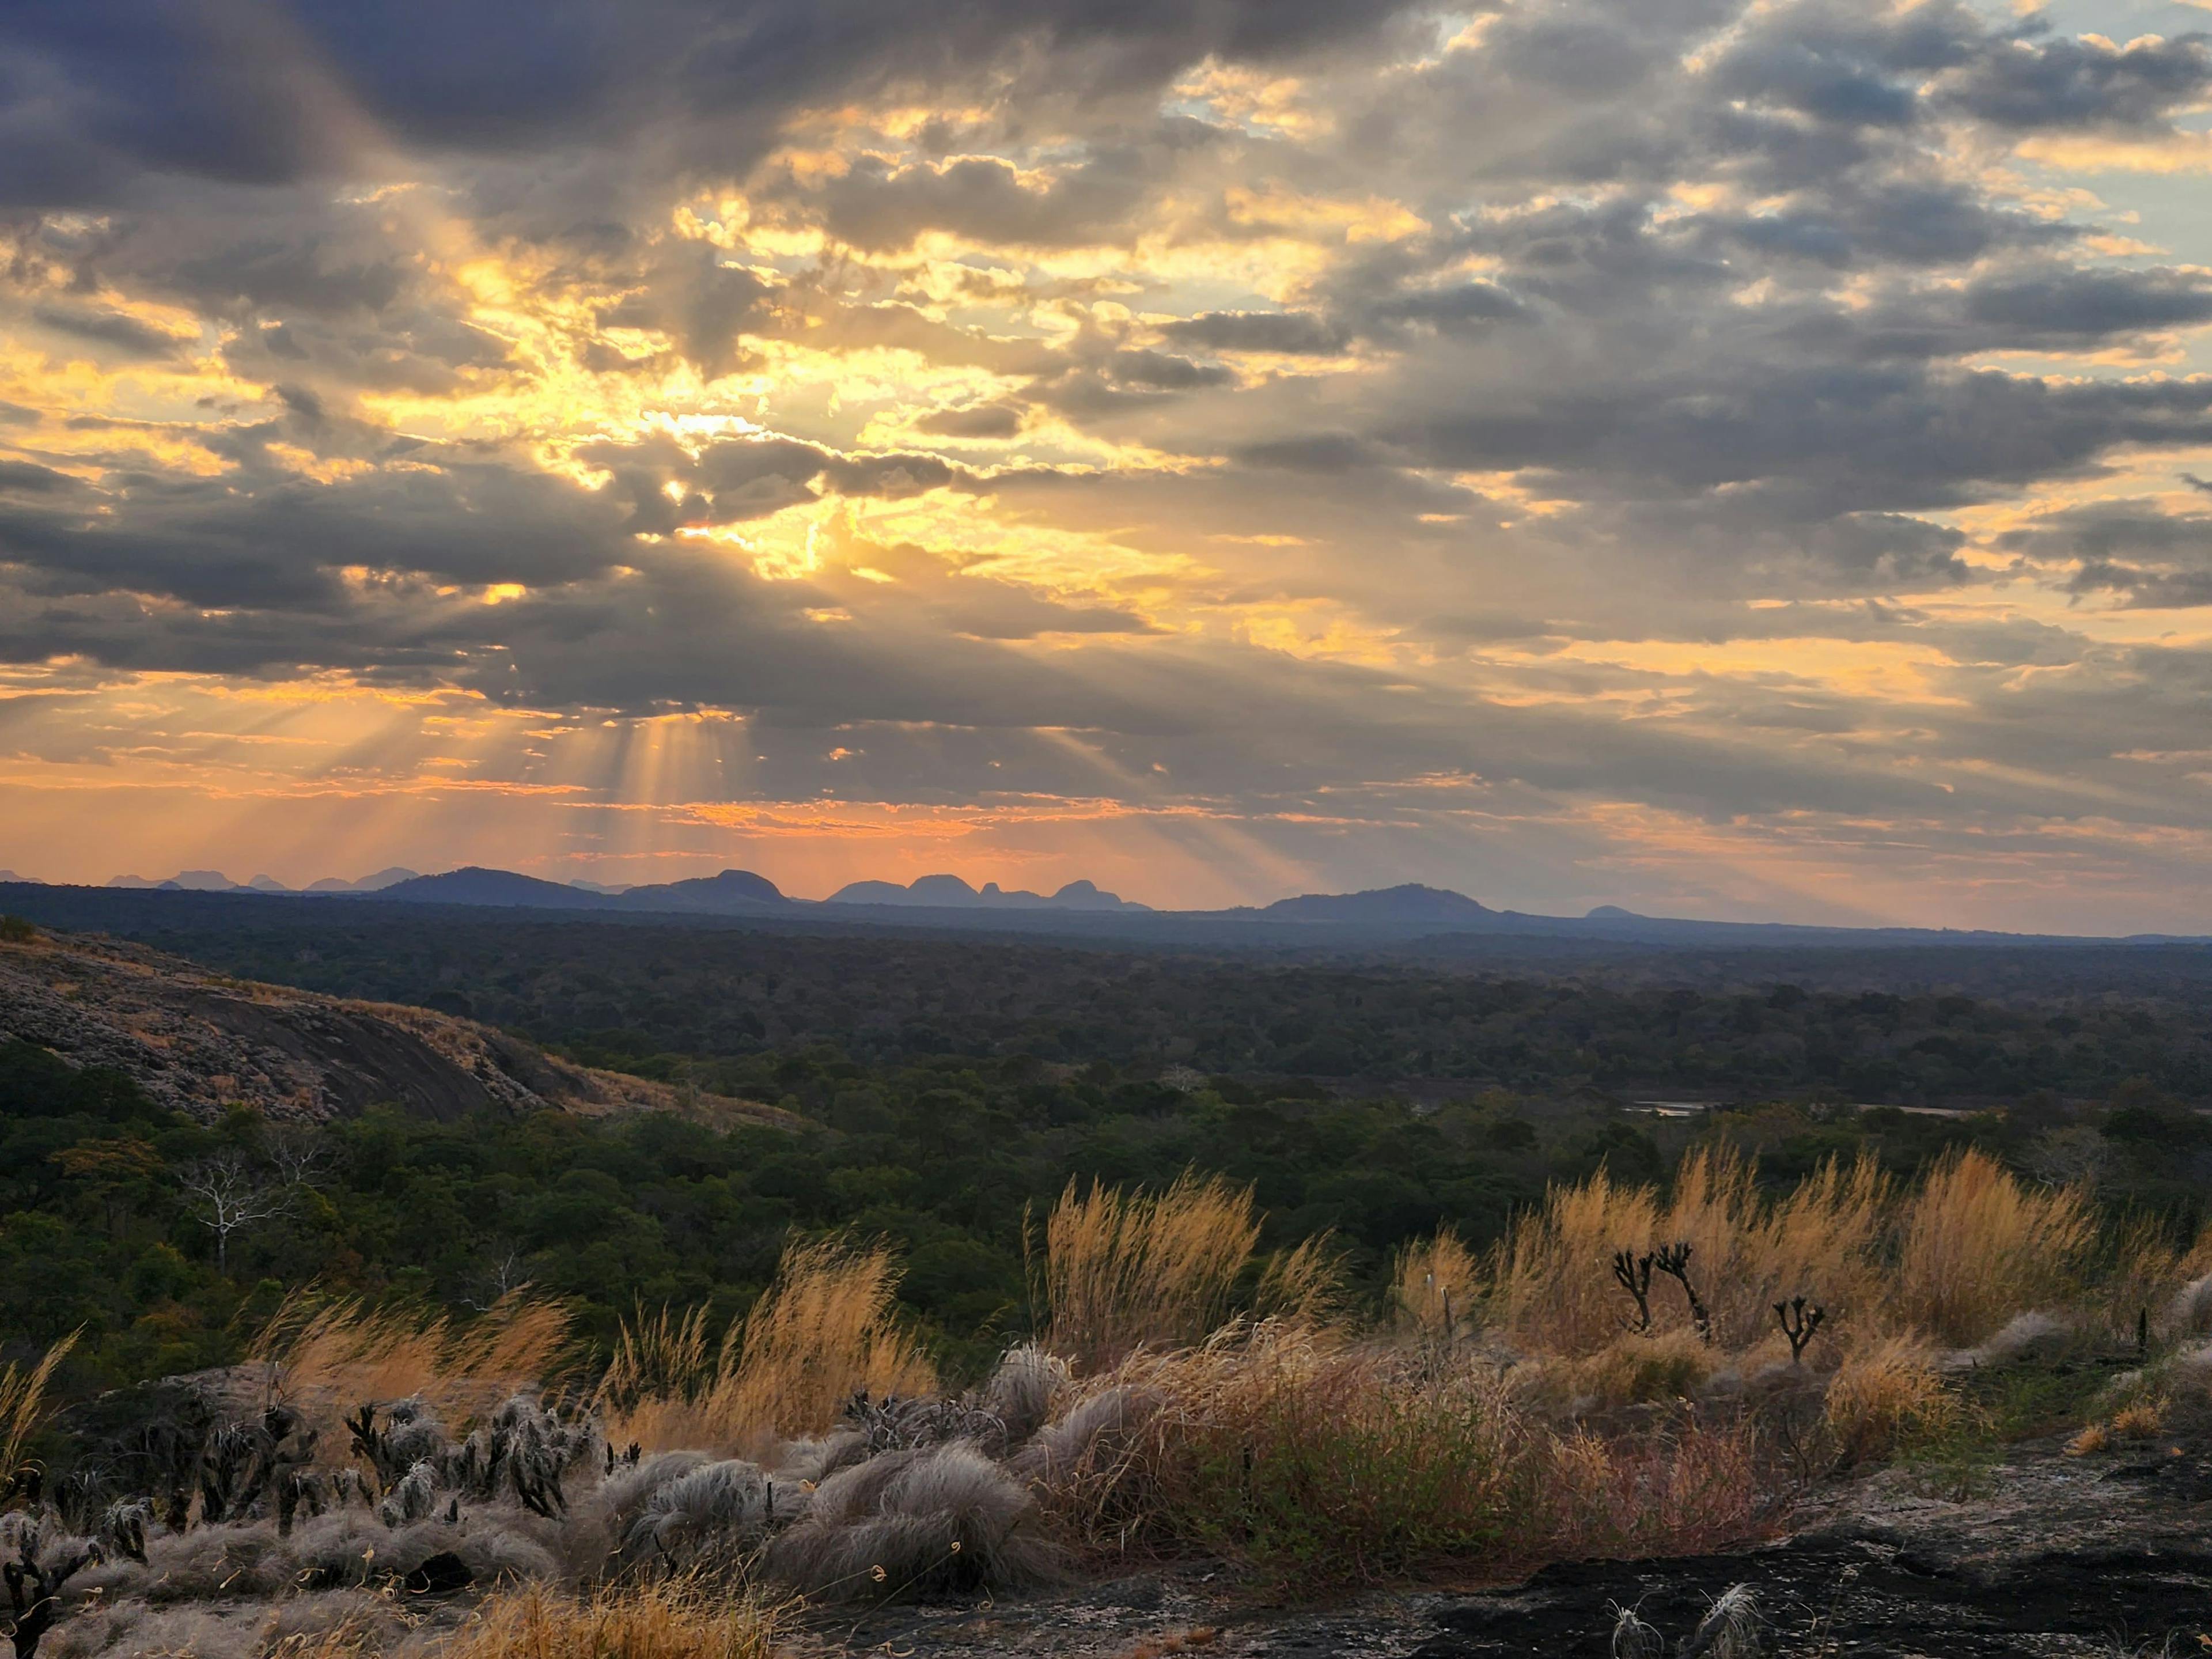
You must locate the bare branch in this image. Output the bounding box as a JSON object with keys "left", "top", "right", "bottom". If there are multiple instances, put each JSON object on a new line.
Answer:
{"left": 177, "top": 1152, "right": 291, "bottom": 1272}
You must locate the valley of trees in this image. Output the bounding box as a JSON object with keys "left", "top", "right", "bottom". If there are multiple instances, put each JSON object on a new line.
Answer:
{"left": 2, "top": 900, "right": 2207, "bottom": 1400}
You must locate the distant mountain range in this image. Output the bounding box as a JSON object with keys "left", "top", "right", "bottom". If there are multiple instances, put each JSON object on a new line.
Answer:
{"left": 825, "top": 874, "right": 1149, "bottom": 912}
{"left": 3, "top": 867, "right": 2206, "bottom": 948}
{"left": 103, "top": 868, "right": 420, "bottom": 893}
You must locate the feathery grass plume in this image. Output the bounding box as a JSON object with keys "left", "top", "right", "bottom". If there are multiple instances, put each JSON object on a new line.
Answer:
{"left": 620, "top": 1458, "right": 808, "bottom": 1565}
{"left": 1488, "top": 1166, "right": 1662, "bottom": 1353}
{"left": 436, "top": 1577, "right": 779, "bottom": 1659}
{"left": 1895, "top": 1149, "right": 2093, "bottom": 1344}
{"left": 1678, "top": 1584, "right": 1761, "bottom": 1659}
{"left": 1609, "top": 1603, "right": 1664, "bottom": 1659}
{"left": 1393, "top": 1228, "right": 1479, "bottom": 1340}
{"left": 252, "top": 1290, "right": 571, "bottom": 1455}
{"left": 980, "top": 1344, "right": 1070, "bottom": 1448}
{"left": 1823, "top": 1334, "right": 1954, "bottom": 1465}
{"left": 0, "top": 1330, "right": 77, "bottom": 1476}
{"left": 1037, "top": 1171, "right": 1329, "bottom": 1372}
{"left": 600, "top": 1236, "right": 935, "bottom": 1455}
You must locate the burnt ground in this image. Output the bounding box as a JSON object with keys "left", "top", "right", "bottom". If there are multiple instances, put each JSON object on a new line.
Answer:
{"left": 808, "top": 1438, "right": 2212, "bottom": 1658}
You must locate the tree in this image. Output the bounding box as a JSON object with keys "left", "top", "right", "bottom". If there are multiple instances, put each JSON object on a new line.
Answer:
{"left": 177, "top": 1153, "right": 290, "bottom": 1272}
{"left": 264, "top": 1124, "right": 336, "bottom": 1190}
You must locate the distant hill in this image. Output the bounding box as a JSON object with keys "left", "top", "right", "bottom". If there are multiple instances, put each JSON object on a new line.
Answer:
{"left": 826, "top": 874, "right": 1149, "bottom": 912}
{"left": 305, "top": 867, "right": 420, "bottom": 893}
{"left": 1254, "top": 883, "right": 1500, "bottom": 926}
{"left": 378, "top": 867, "right": 612, "bottom": 908}
{"left": 54, "top": 862, "right": 2210, "bottom": 948}
{"left": 0, "top": 925, "right": 795, "bottom": 1127}
{"left": 618, "top": 869, "right": 791, "bottom": 912}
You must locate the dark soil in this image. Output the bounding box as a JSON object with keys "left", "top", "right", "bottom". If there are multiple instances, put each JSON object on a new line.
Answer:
{"left": 1416, "top": 1532, "right": 2212, "bottom": 1656}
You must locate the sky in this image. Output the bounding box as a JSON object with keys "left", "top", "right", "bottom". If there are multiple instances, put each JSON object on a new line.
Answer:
{"left": 3, "top": 0, "right": 2212, "bottom": 929}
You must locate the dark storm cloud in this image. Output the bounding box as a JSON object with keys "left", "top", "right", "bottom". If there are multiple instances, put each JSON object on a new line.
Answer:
{"left": 1961, "top": 268, "right": 2212, "bottom": 341}
{"left": 0, "top": 0, "right": 1418, "bottom": 206}
{"left": 1158, "top": 310, "right": 1349, "bottom": 355}
{"left": 27, "top": 302, "right": 190, "bottom": 358}
{"left": 1997, "top": 502, "right": 2212, "bottom": 611}
{"left": 1938, "top": 29, "right": 2212, "bottom": 132}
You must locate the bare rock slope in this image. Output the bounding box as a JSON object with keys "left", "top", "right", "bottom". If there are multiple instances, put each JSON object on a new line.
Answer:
{"left": 0, "top": 927, "right": 792, "bottom": 1126}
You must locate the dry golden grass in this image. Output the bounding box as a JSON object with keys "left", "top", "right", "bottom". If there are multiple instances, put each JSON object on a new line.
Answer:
{"left": 442, "top": 1577, "right": 779, "bottom": 1659}
{"left": 1822, "top": 1335, "right": 1954, "bottom": 1465}
{"left": 2065, "top": 1422, "right": 2109, "bottom": 1457}
{"left": 1036, "top": 1172, "right": 1335, "bottom": 1372}
{"left": 2110, "top": 1396, "right": 2168, "bottom": 1438}
{"left": 1551, "top": 1327, "right": 1718, "bottom": 1411}
{"left": 601, "top": 1235, "right": 936, "bottom": 1454}
{"left": 0, "top": 1330, "right": 75, "bottom": 1475}
{"left": 253, "top": 1292, "right": 571, "bottom": 1452}
{"left": 1487, "top": 1150, "right": 1887, "bottom": 1354}
{"left": 1895, "top": 1149, "right": 2093, "bottom": 1344}
{"left": 1393, "top": 1228, "right": 1479, "bottom": 1339}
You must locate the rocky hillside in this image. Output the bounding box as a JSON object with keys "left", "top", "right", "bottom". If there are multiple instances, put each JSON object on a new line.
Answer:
{"left": 0, "top": 925, "right": 793, "bottom": 1126}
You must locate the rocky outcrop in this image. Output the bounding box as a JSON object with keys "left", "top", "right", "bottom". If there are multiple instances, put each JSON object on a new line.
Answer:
{"left": 0, "top": 928, "right": 794, "bottom": 1127}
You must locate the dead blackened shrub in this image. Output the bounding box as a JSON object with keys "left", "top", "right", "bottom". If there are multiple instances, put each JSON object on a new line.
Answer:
{"left": 763, "top": 1443, "right": 1052, "bottom": 1600}
{"left": 1, "top": 1519, "right": 97, "bottom": 1659}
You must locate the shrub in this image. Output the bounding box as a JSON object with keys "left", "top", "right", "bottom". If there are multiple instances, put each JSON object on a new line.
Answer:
{"left": 1036, "top": 1327, "right": 1532, "bottom": 1587}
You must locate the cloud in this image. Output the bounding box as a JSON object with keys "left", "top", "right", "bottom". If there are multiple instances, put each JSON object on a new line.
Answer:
{"left": 6, "top": 0, "right": 2212, "bottom": 924}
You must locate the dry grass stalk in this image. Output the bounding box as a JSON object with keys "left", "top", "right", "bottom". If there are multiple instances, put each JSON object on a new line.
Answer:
{"left": 0, "top": 1331, "right": 77, "bottom": 1475}
{"left": 601, "top": 1236, "right": 936, "bottom": 1455}
{"left": 252, "top": 1292, "right": 571, "bottom": 1453}
{"left": 1895, "top": 1149, "right": 2093, "bottom": 1344}
{"left": 1040, "top": 1172, "right": 1320, "bottom": 1371}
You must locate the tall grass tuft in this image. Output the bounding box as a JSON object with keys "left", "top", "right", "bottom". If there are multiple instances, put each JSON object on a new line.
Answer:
{"left": 1823, "top": 1335, "right": 1954, "bottom": 1465}
{"left": 601, "top": 1235, "right": 936, "bottom": 1454}
{"left": 253, "top": 1293, "right": 569, "bottom": 1451}
{"left": 1895, "top": 1149, "right": 2093, "bottom": 1344}
{"left": 0, "top": 1330, "right": 77, "bottom": 1475}
{"left": 1037, "top": 1172, "right": 1325, "bottom": 1372}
